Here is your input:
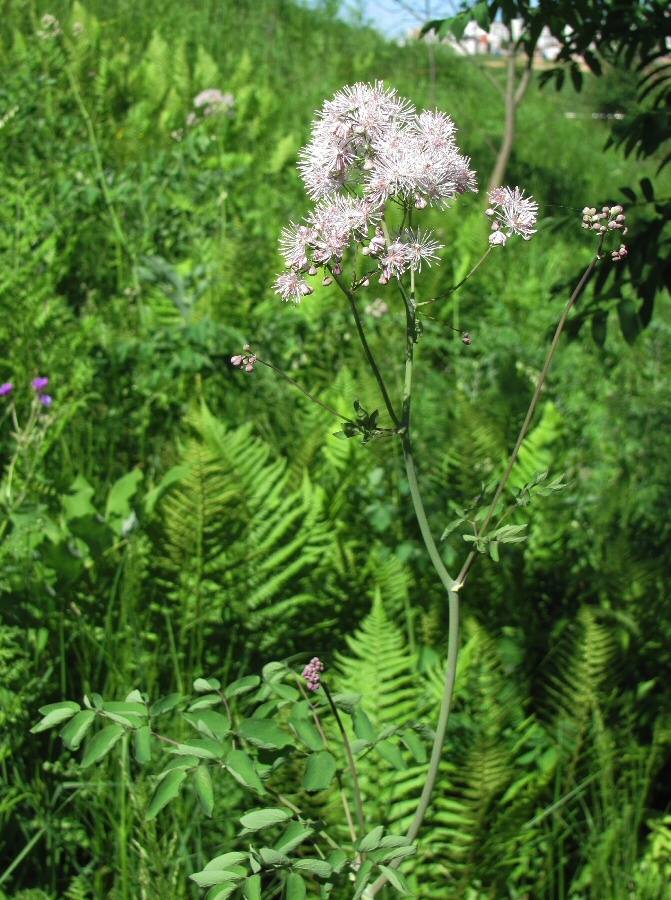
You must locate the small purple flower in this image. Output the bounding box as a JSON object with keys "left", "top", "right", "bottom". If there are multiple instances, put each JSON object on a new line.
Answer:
{"left": 302, "top": 657, "right": 325, "bottom": 691}
{"left": 0, "top": 382, "right": 12, "bottom": 396}
{"left": 31, "top": 376, "right": 49, "bottom": 390}
{"left": 38, "top": 393, "right": 52, "bottom": 406}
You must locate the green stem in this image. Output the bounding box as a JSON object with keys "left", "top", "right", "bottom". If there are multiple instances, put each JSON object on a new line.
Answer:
{"left": 455, "top": 247, "right": 603, "bottom": 589}
{"left": 322, "top": 682, "right": 366, "bottom": 840}
{"left": 332, "top": 272, "right": 401, "bottom": 428}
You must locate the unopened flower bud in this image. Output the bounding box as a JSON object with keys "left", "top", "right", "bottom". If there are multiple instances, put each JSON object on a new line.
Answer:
{"left": 322, "top": 276, "right": 333, "bottom": 286}
{"left": 462, "top": 332, "right": 472, "bottom": 345}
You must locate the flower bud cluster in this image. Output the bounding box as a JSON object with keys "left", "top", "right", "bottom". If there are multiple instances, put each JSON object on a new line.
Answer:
{"left": 230, "top": 345, "right": 257, "bottom": 372}
{"left": 581, "top": 205, "right": 628, "bottom": 261}
{"left": 581, "top": 205, "right": 627, "bottom": 235}
{"left": 302, "top": 657, "right": 324, "bottom": 691}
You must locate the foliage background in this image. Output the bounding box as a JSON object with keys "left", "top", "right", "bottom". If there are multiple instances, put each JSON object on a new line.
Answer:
{"left": 1, "top": 0, "right": 670, "bottom": 897}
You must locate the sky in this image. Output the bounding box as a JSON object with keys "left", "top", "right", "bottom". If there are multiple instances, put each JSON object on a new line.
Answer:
{"left": 352, "top": 1, "right": 457, "bottom": 37}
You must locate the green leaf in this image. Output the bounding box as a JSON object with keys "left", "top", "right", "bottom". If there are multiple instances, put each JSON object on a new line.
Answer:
{"left": 290, "top": 716, "right": 324, "bottom": 752}
{"left": 149, "top": 693, "right": 183, "bottom": 716}
{"left": 81, "top": 724, "right": 125, "bottom": 768}
{"left": 105, "top": 469, "right": 143, "bottom": 528}
{"left": 194, "top": 765, "right": 214, "bottom": 817}
{"left": 618, "top": 297, "right": 641, "bottom": 345}
{"left": 225, "top": 749, "right": 265, "bottom": 793}
{"left": 203, "top": 853, "right": 248, "bottom": 872}
{"left": 239, "top": 807, "right": 293, "bottom": 832}
{"left": 237, "top": 718, "right": 294, "bottom": 750}
{"left": 194, "top": 677, "right": 221, "bottom": 692}
{"left": 352, "top": 859, "right": 373, "bottom": 899}
{"left": 285, "top": 872, "right": 306, "bottom": 900}
{"left": 261, "top": 662, "right": 288, "bottom": 683}
{"left": 302, "top": 751, "right": 337, "bottom": 792}
{"left": 273, "top": 821, "right": 314, "bottom": 855}
{"left": 329, "top": 692, "right": 361, "bottom": 714}
{"left": 59, "top": 710, "right": 96, "bottom": 749}
{"left": 206, "top": 884, "right": 238, "bottom": 900}
{"left": 378, "top": 865, "right": 412, "bottom": 895}
{"left": 352, "top": 706, "right": 376, "bottom": 742}
{"left": 356, "top": 826, "right": 385, "bottom": 852}
{"left": 102, "top": 711, "right": 145, "bottom": 729}
{"left": 133, "top": 725, "right": 152, "bottom": 764}
{"left": 146, "top": 768, "right": 187, "bottom": 820}
{"left": 267, "top": 682, "right": 299, "bottom": 701}
{"left": 159, "top": 755, "right": 201, "bottom": 775}
{"left": 31, "top": 701, "right": 81, "bottom": 733}
{"left": 289, "top": 702, "right": 324, "bottom": 751}
{"left": 184, "top": 710, "right": 231, "bottom": 741}
{"left": 125, "top": 689, "right": 145, "bottom": 703}
{"left": 592, "top": 310, "right": 608, "bottom": 346}
{"left": 224, "top": 675, "right": 261, "bottom": 700}
{"left": 192, "top": 867, "right": 243, "bottom": 888}
{"left": 103, "top": 701, "right": 149, "bottom": 717}
{"left": 243, "top": 874, "right": 262, "bottom": 900}
{"left": 376, "top": 740, "right": 407, "bottom": 770}
{"left": 291, "top": 859, "right": 333, "bottom": 878}
{"left": 189, "top": 693, "right": 223, "bottom": 711}
{"left": 169, "top": 738, "right": 223, "bottom": 759}
{"left": 400, "top": 729, "right": 426, "bottom": 764}
{"left": 369, "top": 845, "right": 417, "bottom": 865}
{"left": 326, "top": 849, "right": 348, "bottom": 874}
{"left": 258, "top": 848, "right": 291, "bottom": 867}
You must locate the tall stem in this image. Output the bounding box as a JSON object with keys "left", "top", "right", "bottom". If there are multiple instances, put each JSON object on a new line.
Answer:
{"left": 366, "top": 279, "right": 461, "bottom": 897}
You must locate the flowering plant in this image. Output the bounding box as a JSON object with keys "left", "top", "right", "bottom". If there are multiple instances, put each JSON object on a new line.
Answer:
{"left": 33, "top": 82, "right": 628, "bottom": 898}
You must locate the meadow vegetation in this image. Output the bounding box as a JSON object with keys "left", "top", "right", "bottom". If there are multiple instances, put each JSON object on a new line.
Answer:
{"left": 1, "top": 0, "right": 671, "bottom": 897}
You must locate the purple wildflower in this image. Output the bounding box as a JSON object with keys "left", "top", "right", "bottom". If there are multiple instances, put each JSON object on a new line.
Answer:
{"left": 0, "top": 382, "right": 12, "bottom": 396}
{"left": 38, "top": 393, "right": 52, "bottom": 406}
{"left": 302, "top": 657, "right": 325, "bottom": 691}
{"left": 31, "top": 376, "right": 49, "bottom": 390}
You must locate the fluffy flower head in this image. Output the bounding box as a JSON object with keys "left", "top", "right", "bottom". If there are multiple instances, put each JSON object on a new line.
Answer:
{"left": 487, "top": 186, "right": 538, "bottom": 244}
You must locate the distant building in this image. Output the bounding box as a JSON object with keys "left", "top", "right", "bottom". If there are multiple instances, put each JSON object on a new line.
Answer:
{"left": 441, "top": 18, "right": 562, "bottom": 61}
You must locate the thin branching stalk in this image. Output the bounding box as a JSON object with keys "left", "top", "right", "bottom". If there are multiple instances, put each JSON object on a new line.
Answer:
{"left": 256, "top": 358, "right": 351, "bottom": 421}
{"left": 416, "top": 246, "right": 492, "bottom": 306}
{"left": 455, "top": 243, "right": 604, "bottom": 589}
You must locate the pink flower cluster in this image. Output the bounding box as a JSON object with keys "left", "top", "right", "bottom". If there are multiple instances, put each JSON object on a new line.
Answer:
{"left": 274, "top": 81, "right": 479, "bottom": 303}
{"left": 302, "top": 657, "right": 324, "bottom": 691}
